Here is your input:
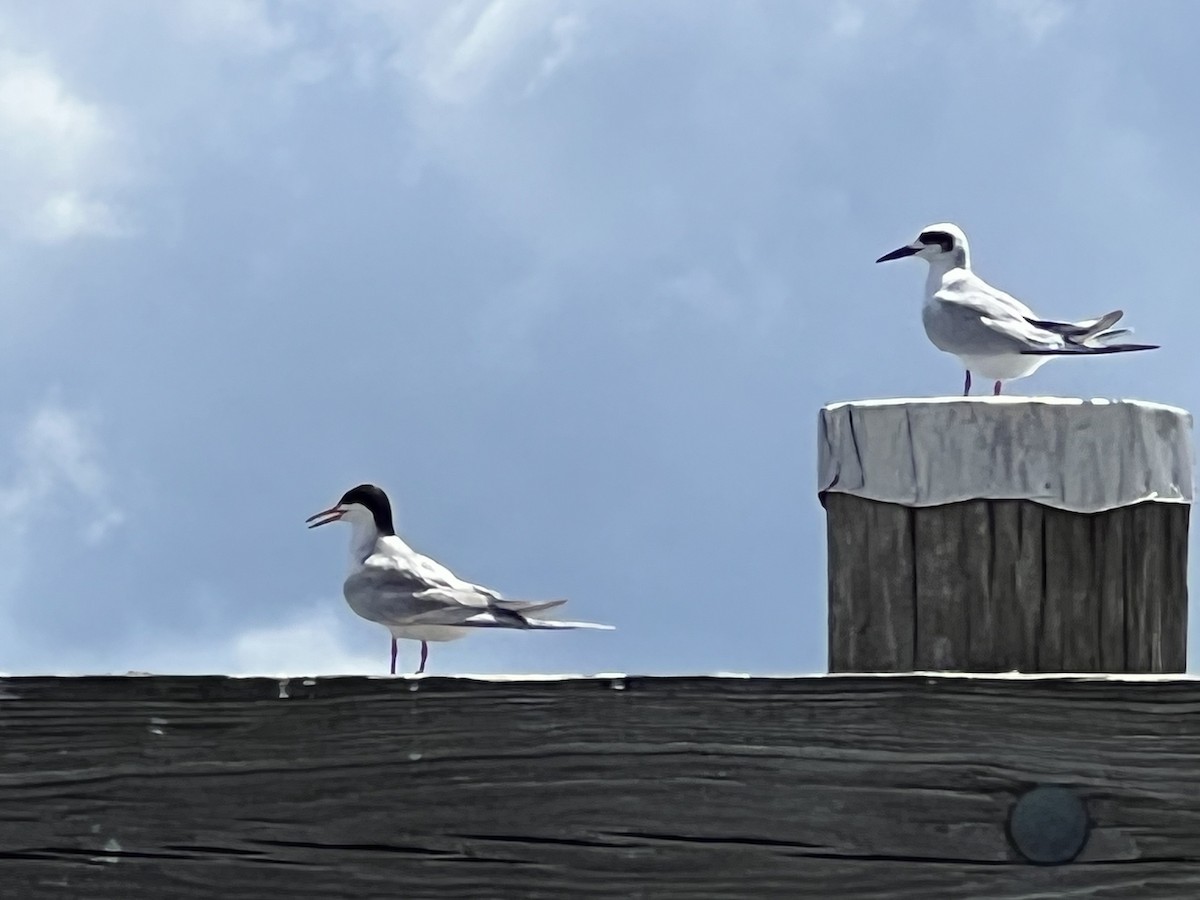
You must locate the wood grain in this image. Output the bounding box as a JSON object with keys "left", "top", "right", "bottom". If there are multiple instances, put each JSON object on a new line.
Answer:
{"left": 826, "top": 497, "right": 914, "bottom": 671}
{"left": 912, "top": 501, "right": 970, "bottom": 670}
{"left": 0, "top": 675, "right": 1198, "bottom": 899}
{"left": 992, "top": 501, "right": 1044, "bottom": 671}
{"left": 826, "top": 495, "right": 1189, "bottom": 674}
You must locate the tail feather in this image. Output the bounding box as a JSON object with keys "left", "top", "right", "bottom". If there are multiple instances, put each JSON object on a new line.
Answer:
{"left": 493, "top": 598, "right": 569, "bottom": 615}
{"left": 1026, "top": 309, "right": 1123, "bottom": 341}
{"left": 1020, "top": 342, "right": 1159, "bottom": 357}
{"left": 1091, "top": 327, "right": 1131, "bottom": 342}
{"left": 459, "top": 614, "right": 615, "bottom": 631}
{"left": 1076, "top": 309, "right": 1124, "bottom": 338}
{"left": 523, "top": 619, "right": 615, "bottom": 631}
{"left": 488, "top": 606, "right": 533, "bottom": 628}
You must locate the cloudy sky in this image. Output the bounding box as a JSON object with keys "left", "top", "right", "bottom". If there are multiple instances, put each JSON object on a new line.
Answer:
{"left": 0, "top": 0, "right": 1195, "bottom": 676}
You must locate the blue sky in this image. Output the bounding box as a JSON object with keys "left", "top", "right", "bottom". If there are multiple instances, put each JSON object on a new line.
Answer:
{"left": 0, "top": 0, "right": 1195, "bottom": 676}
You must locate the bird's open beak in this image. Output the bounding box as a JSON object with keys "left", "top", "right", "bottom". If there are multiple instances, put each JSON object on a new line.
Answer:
{"left": 305, "top": 505, "right": 346, "bottom": 529}
{"left": 876, "top": 244, "right": 919, "bottom": 263}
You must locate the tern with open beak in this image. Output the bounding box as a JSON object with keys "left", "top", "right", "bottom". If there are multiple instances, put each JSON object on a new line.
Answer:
{"left": 306, "top": 483, "right": 613, "bottom": 675}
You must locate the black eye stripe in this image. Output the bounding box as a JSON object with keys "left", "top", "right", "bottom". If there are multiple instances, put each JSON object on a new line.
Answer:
{"left": 918, "top": 231, "right": 954, "bottom": 252}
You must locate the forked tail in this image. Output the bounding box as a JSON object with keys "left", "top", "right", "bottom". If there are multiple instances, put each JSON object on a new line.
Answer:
{"left": 1020, "top": 342, "right": 1159, "bottom": 356}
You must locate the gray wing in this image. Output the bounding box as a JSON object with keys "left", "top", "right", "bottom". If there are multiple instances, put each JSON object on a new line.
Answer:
{"left": 400, "top": 547, "right": 566, "bottom": 611}
{"left": 932, "top": 273, "right": 1138, "bottom": 355}
{"left": 928, "top": 274, "right": 1063, "bottom": 354}
{"left": 405, "top": 548, "right": 505, "bottom": 601}
{"left": 345, "top": 561, "right": 531, "bottom": 628}
{"left": 977, "top": 314, "right": 1063, "bottom": 350}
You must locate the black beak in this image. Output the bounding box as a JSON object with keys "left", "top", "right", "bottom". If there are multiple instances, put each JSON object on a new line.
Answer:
{"left": 876, "top": 245, "right": 919, "bottom": 263}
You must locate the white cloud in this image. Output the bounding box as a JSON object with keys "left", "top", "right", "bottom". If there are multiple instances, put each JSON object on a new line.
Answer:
{"left": 0, "top": 52, "right": 132, "bottom": 243}
{"left": 0, "top": 399, "right": 122, "bottom": 649}
{"left": 656, "top": 236, "right": 789, "bottom": 339}
{"left": 229, "top": 606, "right": 382, "bottom": 676}
{"left": 172, "top": 0, "right": 295, "bottom": 53}
{"left": 988, "top": 0, "right": 1070, "bottom": 43}
{"left": 83, "top": 509, "right": 127, "bottom": 546}
{"left": 372, "top": 0, "right": 584, "bottom": 104}
{"left": 0, "top": 400, "right": 123, "bottom": 543}
{"left": 828, "top": 1, "right": 867, "bottom": 39}
{"left": 0, "top": 61, "right": 107, "bottom": 168}
{"left": 117, "top": 603, "right": 385, "bottom": 676}
{"left": 29, "top": 190, "right": 129, "bottom": 242}
{"left": 106, "top": 600, "right": 555, "bottom": 677}
{"left": 524, "top": 11, "right": 583, "bottom": 96}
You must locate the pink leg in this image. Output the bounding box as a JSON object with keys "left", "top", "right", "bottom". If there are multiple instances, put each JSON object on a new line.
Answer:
{"left": 993, "top": 380, "right": 1002, "bottom": 396}
{"left": 389, "top": 637, "right": 397, "bottom": 675}
{"left": 963, "top": 370, "right": 972, "bottom": 396}
{"left": 416, "top": 640, "right": 428, "bottom": 675}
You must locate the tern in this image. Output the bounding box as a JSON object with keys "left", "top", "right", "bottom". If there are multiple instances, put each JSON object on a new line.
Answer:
{"left": 876, "top": 223, "right": 1158, "bottom": 395}
{"left": 306, "top": 483, "right": 613, "bottom": 675}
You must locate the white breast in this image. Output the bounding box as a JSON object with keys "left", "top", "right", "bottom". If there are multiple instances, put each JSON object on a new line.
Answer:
{"left": 387, "top": 625, "right": 472, "bottom": 643}
{"left": 955, "top": 353, "right": 1054, "bottom": 381}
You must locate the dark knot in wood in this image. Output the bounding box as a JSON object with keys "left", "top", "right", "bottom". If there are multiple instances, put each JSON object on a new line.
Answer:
{"left": 1006, "top": 785, "right": 1090, "bottom": 864}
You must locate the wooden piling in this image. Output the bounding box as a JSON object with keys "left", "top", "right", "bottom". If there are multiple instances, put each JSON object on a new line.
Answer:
{"left": 820, "top": 398, "right": 1193, "bottom": 673}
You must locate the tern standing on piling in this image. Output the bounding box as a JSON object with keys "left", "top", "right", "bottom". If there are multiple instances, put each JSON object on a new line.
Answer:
{"left": 876, "top": 223, "right": 1158, "bottom": 395}
{"left": 307, "top": 483, "right": 613, "bottom": 675}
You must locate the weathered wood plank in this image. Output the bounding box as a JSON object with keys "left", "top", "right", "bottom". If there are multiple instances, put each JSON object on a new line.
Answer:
{"left": 913, "top": 503, "right": 972, "bottom": 669}
{"left": 3, "top": 854, "right": 1199, "bottom": 900}
{"left": 1163, "top": 504, "right": 1190, "bottom": 667}
{"left": 826, "top": 495, "right": 914, "bottom": 671}
{"left": 991, "top": 500, "right": 1045, "bottom": 671}
{"left": 1123, "top": 503, "right": 1190, "bottom": 672}
{"left": 959, "top": 501, "right": 1006, "bottom": 671}
{"left": 826, "top": 491, "right": 873, "bottom": 672}
{"left": 0, "top": 675, "right": 1198, "bottom": 899}
{"left": 1046, "top": 505, "right": 1102, "bottom": 671}
{"left": 1096, "top": 506, "right": 1128, "bottom": 671}
{"left": 1126, "top": 503, "right": 1155, "bottom": 672}
{"left": 826, "top": 497, "right": 1188, "bottom": 674}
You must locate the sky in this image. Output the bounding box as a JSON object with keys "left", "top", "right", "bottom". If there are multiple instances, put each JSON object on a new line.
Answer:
{"left": 0, "top": 0, "right": 1196, "bottom": 677}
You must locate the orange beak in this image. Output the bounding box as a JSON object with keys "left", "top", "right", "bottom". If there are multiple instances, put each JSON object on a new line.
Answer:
{"left": 305, "top": 504, "right": 346, "bottom": 529}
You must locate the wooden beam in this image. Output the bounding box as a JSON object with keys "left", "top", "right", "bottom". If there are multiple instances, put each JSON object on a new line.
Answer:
{"left": 0, "top": 675, "right": 1198, "bottom": 898}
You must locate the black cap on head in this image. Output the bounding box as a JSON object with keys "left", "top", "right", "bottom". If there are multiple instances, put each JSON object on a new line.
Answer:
{"left": 339, "top": 483, "right": 395, "bottom": 535}
{"left": 917, "top": 229, "right": 955, "bottom": 253}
